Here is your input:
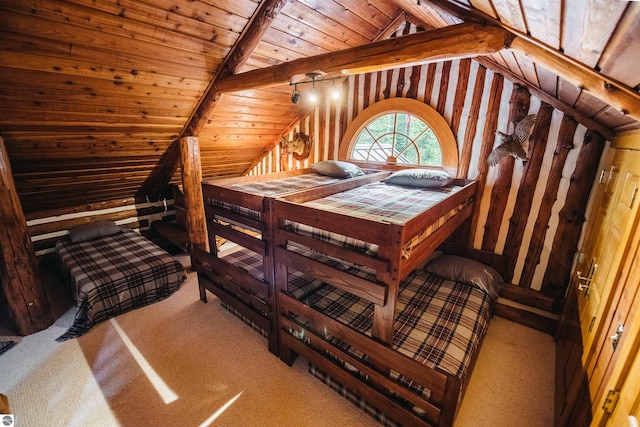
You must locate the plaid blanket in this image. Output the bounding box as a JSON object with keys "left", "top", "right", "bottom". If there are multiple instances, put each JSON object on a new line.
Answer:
{"left": 301, "top": 269, "right": 491, "bottom": 396}
{"left": 55, "top": 230, "right": 186, "bottom": 341}
{"left": 229, "top": 173, "right": 342, "bottom": 196}
{"left": 213, "top": 173, "right": 343, "bottom": 220}
{"left": 286, "top": 182, "right": 469, "bottom": 258}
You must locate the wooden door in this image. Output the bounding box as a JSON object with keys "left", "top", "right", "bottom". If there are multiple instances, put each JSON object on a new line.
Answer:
{"left": 575, "top": 149, "right": 638, "bottom": 361}
{"left": 601, "top": 349, "right": 640, "bottom": 427}
{"left": 582, "top": 150, "right": 640, "bottom": 424}
{"left": 589, "top": 230, "right": 640, "bottom": 426}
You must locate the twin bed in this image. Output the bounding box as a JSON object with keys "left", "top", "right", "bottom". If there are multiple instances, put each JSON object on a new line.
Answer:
{"left": 55, "top": 222, "right": 186, "bottom": 341}
{"left": 193, "top": 161, "right": 502, "bottom": 426}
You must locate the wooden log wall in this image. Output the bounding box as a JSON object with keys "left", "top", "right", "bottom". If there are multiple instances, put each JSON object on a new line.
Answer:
{"left": 248, "top": 25, "right": 606, "bottom": 307}
{"left": 26, "top": 197, "right": 178, "bottom": 257}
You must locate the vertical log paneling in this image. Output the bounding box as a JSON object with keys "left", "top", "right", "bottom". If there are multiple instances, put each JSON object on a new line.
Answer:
{"left": 363, "top": 73, "right": 373, "bottom": 110}
{"left": 458, "top": 65, "right": 487, "bottom": 179}
{"left": 501, "top": 103, "right": 554, "bottom": 282}
{"left": 520, "top": 115, "right": 578, "bottom": 288}
{"left": 436, "top": 61, "right": 453, "bottom": 115}
{"left": 542, "top": 130, "right": 606, "bottom": 298}
{"left": 482, "top": 85, "right": 531, "bottom": 252}
{"left": 396, "top": 66, "right": 407, "bottom": 98}
{"left": 423, "top": 63, "right": 437, "bottom": 105}
{"left": 0, "top": 137, "right": 53, "bottom": 335}
{"left": 468, "top": 73, "right": 504, "bottom": 247}
{"left": 450, "top": 58, "right": 472, "bottom": 137}
{"left": 352, "top": 75, "right": 361, "bottom": 121}
{"left": 406, "top": 64, "right": 422, "bottom": 99}
{"left": 383, "top": 69, "right": 394, "bottom": 99}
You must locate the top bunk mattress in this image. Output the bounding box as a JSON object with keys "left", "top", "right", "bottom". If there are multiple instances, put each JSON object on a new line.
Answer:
{"left": 212, "top": 173, "right": 345, "bottom": 222}
{"left": 224, "top": 173, "right": 344, "bottom": 196}
{"left": 283, "top": 181, "right": 471, "bottom": 257}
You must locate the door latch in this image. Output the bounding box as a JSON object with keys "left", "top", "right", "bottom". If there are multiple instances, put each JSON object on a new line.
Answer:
{"left": 610, "top": 324, "right": 624, "bottom": 351}
{"left": 602, "top": 389, "right": 620, "bottom": 413}
{"left": 576, "top": 262, "right": 598, "bottom": 292}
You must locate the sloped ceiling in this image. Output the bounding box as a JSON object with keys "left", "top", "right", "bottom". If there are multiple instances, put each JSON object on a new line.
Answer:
{"left": 0, "top": 0, "right": 639, "bottom": 215}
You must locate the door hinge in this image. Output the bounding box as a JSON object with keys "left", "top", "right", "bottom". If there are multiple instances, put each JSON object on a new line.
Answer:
{"left": 602, "top": 389, "right": 620, "bottom": 414}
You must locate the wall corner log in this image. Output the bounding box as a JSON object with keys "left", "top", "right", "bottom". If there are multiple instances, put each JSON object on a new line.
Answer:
{"left": 0, "top": 137, "right": 53, "bottom": 335}
{"left": 179, "top": 136, "right": 209, "bottom": 256}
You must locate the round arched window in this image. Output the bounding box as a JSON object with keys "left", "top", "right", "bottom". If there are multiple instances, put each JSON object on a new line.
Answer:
{"left": 339, "top": 98, "right": 458, "bottom": 173}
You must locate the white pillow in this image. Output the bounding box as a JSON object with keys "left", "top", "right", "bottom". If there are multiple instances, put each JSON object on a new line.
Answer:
{"left": 311, "top": 160, "right": 365, "bottom": 178}
{"left": 382, "top": 168, "right": 452, "bottom": 188}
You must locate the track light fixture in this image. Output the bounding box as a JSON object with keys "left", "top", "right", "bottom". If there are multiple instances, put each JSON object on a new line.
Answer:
{"left": 289, "top": 72, "right": 342, "bottom": 105}
{"left": 291, "top": 84, "right": 301, "bottom": 104}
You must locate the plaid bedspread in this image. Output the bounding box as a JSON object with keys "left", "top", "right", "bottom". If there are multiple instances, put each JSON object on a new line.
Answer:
{"left": 229, "top": 173, "right": 342, "bottom": 196}
{"left": 213, "top": 173, "right": 343, "bottom": 220}
{"left": 55, "top": 230, "right": 186, "bottom": 341}
{"left": 301, "top": 269, "right": 491, "bottom": 395}
{"left": 285, "top": 182, "right": 469, "bottom": 257}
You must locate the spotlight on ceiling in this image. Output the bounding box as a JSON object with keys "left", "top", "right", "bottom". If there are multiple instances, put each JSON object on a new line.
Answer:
{"left": 291, "top": 85, "right": 301, "bottom": 104}
{"left": 307, "top": 72, "right": 320, "bottom": 104}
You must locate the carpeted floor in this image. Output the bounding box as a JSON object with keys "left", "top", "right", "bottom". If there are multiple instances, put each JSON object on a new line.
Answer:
{"left": 0, "top": 254, "right": 555, "bottom": 426}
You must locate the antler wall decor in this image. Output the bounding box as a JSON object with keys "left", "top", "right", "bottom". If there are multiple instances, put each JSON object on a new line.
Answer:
{"left": 487, "top": 114, "right": 537, "bottom": 166}
{"left": 281, "top": 132, "right": 312, "bottom": 161}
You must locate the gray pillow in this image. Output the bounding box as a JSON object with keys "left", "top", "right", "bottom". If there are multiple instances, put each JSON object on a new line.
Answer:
{"left": 311, "top": 160, "right": 365, "bottom": 178}
{"left": 68, "top": 221, "right": 122, "bottom": 243}
{"left": 382, "top": 168, "right": 452, "bottom": 188}
{"left": 424, "top": 254, "right": 504, "bottom": 301}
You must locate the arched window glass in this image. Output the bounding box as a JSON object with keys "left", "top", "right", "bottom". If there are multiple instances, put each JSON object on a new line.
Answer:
{"left": 339, "top": 98, "right": 458, "bottom": 174}
{"left": 350, "top": 113, "right": 442, "bottom": 165}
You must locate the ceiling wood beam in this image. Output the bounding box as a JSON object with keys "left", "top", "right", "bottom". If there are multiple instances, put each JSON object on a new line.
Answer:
{"left": 475, "top": 58, "right": 614, "bottom": 140}
{"left": 139, "top": 0, "right": 286, "bottom": 200}
{"left": 423, "top": 0, "right": 640, "bottom": 125}
{"left": 509, "top": 36, "right": 640, "bottom": 123}
{"left": 216, "top": 23, "right": 509, "bottom": 93}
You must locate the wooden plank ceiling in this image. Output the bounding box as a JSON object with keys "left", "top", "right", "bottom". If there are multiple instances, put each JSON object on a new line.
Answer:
{"left": 0, "top": 0, "right": 639, "bottom": 214}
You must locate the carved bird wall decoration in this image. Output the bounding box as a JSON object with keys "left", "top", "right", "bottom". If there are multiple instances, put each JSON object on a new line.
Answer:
{"left": 487, "top": 114, "right": 537, "bottom": 166}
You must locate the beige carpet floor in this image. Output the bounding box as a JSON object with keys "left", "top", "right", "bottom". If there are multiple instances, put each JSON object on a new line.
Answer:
{"left": 0, "top": 255, "right": 555, "bottom": 427}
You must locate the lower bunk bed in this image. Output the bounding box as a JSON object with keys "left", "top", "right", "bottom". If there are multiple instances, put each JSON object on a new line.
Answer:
{"left": 277, "top": 257, "right": 498, "bottom": 427}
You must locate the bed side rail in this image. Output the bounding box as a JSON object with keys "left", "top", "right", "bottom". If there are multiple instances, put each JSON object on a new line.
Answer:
{"left": 402, "top": 180, "right": 477, "bottom": 239}
{"left": 399, "top": 201, "right": 475, "bottom": 278}
{"left": 279, "top": 292, "right": 461, "bottom": 427}
{"left": 275, "top": 245, "right": 387, "bottom": 306}
{"left": 192, "top": 246, "right": 268, "bottom": 298}
{"left": 202, "top": 183, "right": 265, "bottom": 213}
{"left": 274, "top": 198, "right": 394, "bottom": 247}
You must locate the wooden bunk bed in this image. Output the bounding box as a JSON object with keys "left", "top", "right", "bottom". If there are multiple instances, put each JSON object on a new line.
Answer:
{"left": 191, "top": 165, "right": 389, "bottom": 354}
{"left": 272, "top": 175, "right": 496, "bottom": 426}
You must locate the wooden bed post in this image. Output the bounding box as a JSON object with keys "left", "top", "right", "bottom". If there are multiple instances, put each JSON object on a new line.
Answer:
{"left": 0, "top": 136, "right": 53, "bottom": 335}
{"left": 179, "top": 136, "right": 209, "bottom": 254}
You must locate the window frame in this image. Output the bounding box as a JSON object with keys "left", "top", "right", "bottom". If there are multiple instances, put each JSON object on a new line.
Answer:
{"left": 339, "top": 98, "right": 458, "bottom": 174}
